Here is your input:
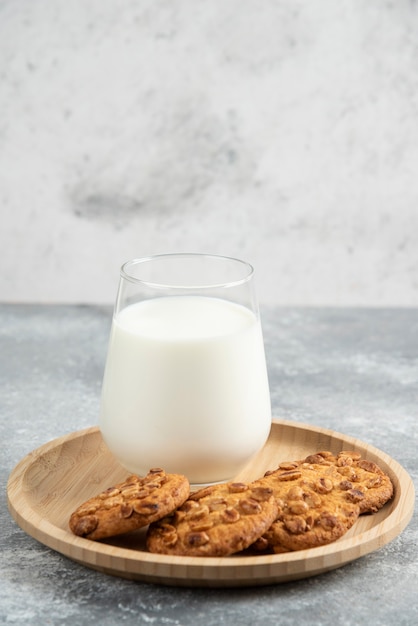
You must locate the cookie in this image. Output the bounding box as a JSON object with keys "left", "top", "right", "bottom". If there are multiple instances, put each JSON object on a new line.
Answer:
{"left": 267, "top": 450, "right": 394, "bottom": 514}
{"left": 146, "top": 481, "right": 279, "bottom": 556}
{"left": 251, "top": 462, "right": 361, "bottom": 553}
{"left": 299, "top": 451, "right": 394, "bottom": 514}
{"left": 69, "top": 468, "right": 190, "bottom": 540}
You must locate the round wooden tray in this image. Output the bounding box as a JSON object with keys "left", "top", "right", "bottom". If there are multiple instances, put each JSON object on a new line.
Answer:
{"left": 7, "top": 419, "right": 415, "bottom": 587}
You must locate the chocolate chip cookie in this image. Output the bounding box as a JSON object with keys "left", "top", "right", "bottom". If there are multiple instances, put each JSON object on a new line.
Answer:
{"left": 69, "top": 468, "right": 190, "bottom": 540}
{"left": 146, "top": 481, "right": 279, "bottom": 556}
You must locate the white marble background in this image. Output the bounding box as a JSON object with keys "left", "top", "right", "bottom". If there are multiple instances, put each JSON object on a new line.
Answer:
{"left": 1, "top": 0, "right": 418, "bottom": 306}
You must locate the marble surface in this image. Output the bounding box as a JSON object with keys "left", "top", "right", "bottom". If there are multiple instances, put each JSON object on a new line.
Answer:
{"left": 1, "top": 1, "right": 418, "bottom": 306}
{"left": 1, "top": 303, "right": 417, "bottom": 625}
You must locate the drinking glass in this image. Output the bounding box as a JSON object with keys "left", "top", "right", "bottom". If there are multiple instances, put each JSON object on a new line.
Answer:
{"left": 99, "top": 253, "right": 271, "bottom": 485}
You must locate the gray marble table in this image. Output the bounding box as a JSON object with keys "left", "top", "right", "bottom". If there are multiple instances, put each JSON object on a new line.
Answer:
{"left": 1, "top": 304, "right": 417, "bottom": 626}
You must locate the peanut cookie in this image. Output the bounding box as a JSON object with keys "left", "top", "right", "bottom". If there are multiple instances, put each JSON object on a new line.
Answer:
{"left": 69, "top": 468, "right": 190, "bottom": 540}
{"left": 146, "top": 481, "right": 279, "bottom": 556}
{"left": 332, "top": 451, "right": 393, "bottom": 513}
{"left": 299, "top": 451, "right": 394, "bottom": 514}
{"left": 252, "top": 462, "right": 361, "bottom": 553}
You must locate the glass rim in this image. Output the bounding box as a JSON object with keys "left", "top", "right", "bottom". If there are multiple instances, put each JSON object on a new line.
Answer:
{"left": 120, "top": 253, "right": 255, "bottom": 290}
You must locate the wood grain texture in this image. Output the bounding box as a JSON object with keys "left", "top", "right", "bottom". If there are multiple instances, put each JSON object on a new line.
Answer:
{"left": 7, "top": 420, "right": 415, "bottom": 588}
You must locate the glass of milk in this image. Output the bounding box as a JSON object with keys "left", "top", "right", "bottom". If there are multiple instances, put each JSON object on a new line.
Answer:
{"left": 99, "top": 253, "right": 272, "bottom": 486}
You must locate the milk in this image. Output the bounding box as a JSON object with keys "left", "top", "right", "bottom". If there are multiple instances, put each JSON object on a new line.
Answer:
{"left": 99, "top": 296, "right": 271, "bottom": 484}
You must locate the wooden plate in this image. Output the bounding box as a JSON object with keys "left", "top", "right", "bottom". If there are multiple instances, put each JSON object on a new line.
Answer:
{"left": 7, "top": 420, "right": 415, "bottom": 587}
